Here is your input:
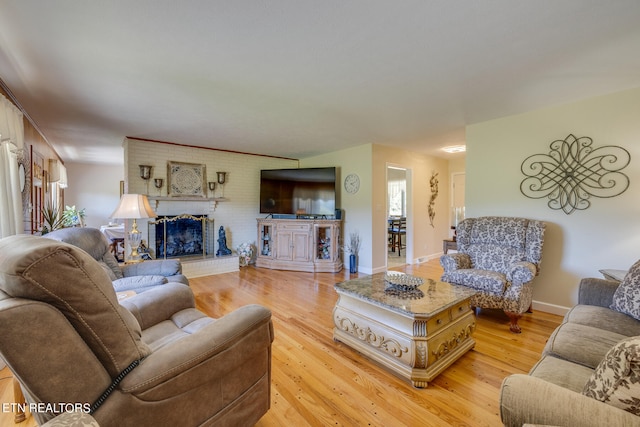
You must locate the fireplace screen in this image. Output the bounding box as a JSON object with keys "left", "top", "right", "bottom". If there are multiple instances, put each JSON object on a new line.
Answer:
{"left": 148, "top": 214, "right": 215, "bottom": 259}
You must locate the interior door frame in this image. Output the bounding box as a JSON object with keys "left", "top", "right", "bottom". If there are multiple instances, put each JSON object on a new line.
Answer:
{"left": 384, "top": 163, "right": 412, "bottom": 268}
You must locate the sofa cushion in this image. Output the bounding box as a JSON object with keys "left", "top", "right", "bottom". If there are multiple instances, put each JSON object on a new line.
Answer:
{"left": 440, "top": 269, "right": 506, "bottom": 295}
{"left": 543, "top": 322, "right": 627, "bottom": 369}
{"left": 565, "top": 304, "right": 640, "bottom": 337}
{"left": 582, "top": 336, "right": 640, "bottom": 415}
{"left": 610, "top": 259, "right": 640, "bottom": 320}
{"left": 529, "top": 354, "right": 594, "bottom": 393}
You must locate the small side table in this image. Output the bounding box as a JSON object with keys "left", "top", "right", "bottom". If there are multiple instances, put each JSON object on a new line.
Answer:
{"left": 599, "top": 269, "right": 627, "bottom": 282}
{"left": 443, "top": 239, "right": 457, "bottom": 254}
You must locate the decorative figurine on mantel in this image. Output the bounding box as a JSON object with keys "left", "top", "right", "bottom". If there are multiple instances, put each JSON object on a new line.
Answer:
{"left": 216, "top": 226, "right": 232, "bottom": 256}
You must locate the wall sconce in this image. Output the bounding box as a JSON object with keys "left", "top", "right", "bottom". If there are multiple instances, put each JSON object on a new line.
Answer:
{"left": 208, "top": 181, "right": 216, "bottom": 197}
{"left": 154, "top": 178, "right": 164, "bottom": 197}
{"left": 216, "top": 171, "right": 227, "bottom": 185}
{"left": 139, "top": 165, "right": 152, "bottom": 194}
{"left": 216, "top": 172, "right": 227, "bottom": 197}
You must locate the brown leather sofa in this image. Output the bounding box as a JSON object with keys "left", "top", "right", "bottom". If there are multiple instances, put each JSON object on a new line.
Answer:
{"left": 0, "top": 234, "right": 273, "bottom": 426}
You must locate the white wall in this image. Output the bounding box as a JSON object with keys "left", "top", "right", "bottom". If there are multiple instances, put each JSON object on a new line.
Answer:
{"left": 65, "top": 161, "right": 124, "bottom": 228}
{"left": 466, "top": 87, "right": 640, "bottom": 314}
{"left": 372, "top": 144, "right": 451, "bottom": 271}
{"left": 301, "top": 144, "right": 373, "bottom": 272}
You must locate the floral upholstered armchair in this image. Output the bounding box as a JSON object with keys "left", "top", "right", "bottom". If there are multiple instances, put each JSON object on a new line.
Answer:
{"left": 440, "top": 216, "right": 546, "bottom": 333}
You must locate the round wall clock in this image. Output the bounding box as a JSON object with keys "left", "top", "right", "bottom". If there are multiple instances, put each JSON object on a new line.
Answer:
{"left": 344, "top": 173, "right": 360, "bottom": 194}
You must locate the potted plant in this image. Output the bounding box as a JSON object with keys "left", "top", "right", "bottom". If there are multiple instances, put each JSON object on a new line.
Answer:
{"left": 344, "top": 231, "right": 361, "bottom": 274}
{"left": 236, "top": 242, "right": 255, "bottom": 267}
{"left": 62, "top": 205, "right": 86, "bottom": 227}
{"left": 41, "top": 203, "right": 64, "bottom": 234}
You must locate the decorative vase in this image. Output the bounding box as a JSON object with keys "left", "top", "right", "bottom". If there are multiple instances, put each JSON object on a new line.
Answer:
{"left": 349, "top": 254, "right": 357, "bottom": 274}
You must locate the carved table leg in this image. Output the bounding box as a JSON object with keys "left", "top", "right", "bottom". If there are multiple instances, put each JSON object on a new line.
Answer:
{"left": 13, "top": 378, "right": 26, "bottom": 423}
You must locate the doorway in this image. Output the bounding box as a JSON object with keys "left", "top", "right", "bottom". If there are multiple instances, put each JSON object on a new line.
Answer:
{"left": 386, "top": 165, "right": 410, "bottom": 268}
{"left": 451, "top": 172, "right": 466, "bottom": 239}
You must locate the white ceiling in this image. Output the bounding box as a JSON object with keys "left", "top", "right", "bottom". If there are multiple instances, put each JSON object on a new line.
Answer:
{"left": 0, "top": 1, "right": 639, "bottom": 165}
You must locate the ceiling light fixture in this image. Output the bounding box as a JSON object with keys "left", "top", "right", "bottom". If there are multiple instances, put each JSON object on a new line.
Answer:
{"left": 442, "top": 145, "right": 466, "bottom": 153}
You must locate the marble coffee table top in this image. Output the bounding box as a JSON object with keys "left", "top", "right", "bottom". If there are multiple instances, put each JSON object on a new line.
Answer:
{"left": 334, "top": 272, "right": 477, "bottom": 317}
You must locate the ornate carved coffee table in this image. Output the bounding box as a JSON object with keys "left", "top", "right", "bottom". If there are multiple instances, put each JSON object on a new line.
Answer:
{"left": 333, "top": 273, "right": 477, "bottom": 388}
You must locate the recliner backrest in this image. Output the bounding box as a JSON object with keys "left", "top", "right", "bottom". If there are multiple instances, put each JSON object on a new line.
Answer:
{"left": 45, "top": 227, "right": 123, "bottom": 279}
{"left": 0, "top": 235, "right": 150, "bottom": 378}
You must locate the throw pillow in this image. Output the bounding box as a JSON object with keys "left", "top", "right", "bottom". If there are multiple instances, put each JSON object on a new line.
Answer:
{"left": 610, "top": 259, "right": 640, "bottom": 320}
{"left": 583, "top": 336, "right": 640, "bottom": 415}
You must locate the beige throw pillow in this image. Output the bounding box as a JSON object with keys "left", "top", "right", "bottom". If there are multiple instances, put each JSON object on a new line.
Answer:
{"left": 582, "top": 336, "right": 640, "bottom": 415}
{"left": 611, "top": 259, "right": 640, "bottom": 320}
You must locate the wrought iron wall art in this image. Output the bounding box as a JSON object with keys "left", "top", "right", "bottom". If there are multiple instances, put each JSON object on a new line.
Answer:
{"left": 428, "top": 171, "right": 438, "bottom": 227}
{"left": 520, "top": 134, "right": 630, "bottom": 214}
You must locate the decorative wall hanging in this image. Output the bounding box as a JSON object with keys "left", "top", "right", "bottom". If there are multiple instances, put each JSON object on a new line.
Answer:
{"left": 428, "top": 171, "right": 438, "bottom": 227}
{"left": 167, "top": 161, "right": 206, "bottom": 197}
{"left": 16, "top": 147, "right": 30, "bottom": 215}
{"left": 520, "top": 134, "right": 630, "bottom": 214}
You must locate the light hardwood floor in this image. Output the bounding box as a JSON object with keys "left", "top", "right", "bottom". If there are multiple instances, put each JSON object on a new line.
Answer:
{"left": 0, "top": 259, "right": 562, "bottom": 427}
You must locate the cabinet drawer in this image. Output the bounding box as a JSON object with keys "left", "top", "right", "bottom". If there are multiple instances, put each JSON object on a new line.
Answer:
{"left": 427, "top": 313, "right": 475, "bottom": 366}
{"left": 451, "top": 301, "right": 471, "bottom": 320}
{"left": 277, "top": 223, "right": 311, "bottom": 232}
{"left": 426, "top": 311, "right": 451, "bottom": 334}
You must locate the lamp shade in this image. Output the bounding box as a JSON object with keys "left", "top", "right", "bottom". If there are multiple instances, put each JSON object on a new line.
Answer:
{"left": 110, "top": 194, "right": 157, "bottom": 219}
{"left": 58, "top": 164, "right": 68, "bottom": 188}
{"left": 49, "top": 159, "right": 68, "bottom": 188}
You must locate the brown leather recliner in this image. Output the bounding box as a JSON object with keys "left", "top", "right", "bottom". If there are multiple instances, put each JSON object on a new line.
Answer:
{"left": 0, "top": 235, "right": 273, "bottom": 426}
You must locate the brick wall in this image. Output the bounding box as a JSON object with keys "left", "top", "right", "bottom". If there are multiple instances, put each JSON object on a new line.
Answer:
{"left": 124, "top": 138, "right": 298, "bottom": 252}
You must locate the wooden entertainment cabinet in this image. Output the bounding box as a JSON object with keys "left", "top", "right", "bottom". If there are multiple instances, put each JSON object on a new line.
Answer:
{"left": 256, "top": 218, "right": 343, "bottom": 272}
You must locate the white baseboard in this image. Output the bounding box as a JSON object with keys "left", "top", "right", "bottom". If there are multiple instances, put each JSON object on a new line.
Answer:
{"left": 182, "top": 255, "right": 239, "bottom": 278}
{"left": 531, "top": 300, "right": 570, "bottom": 316}
{"left": 412, "top": 252, "right": 443, "bottom": 265}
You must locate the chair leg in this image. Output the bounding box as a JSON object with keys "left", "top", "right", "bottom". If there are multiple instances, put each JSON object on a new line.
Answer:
{"left": 505, "top": 311, "right": 522, "bottom": 333}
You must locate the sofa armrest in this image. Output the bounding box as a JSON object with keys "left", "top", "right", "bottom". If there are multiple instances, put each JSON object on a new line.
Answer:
{"left": 120, "top": 283, "right": 195, "bottom": 329}
{"left": 120, "top": 304, "right": 273, "bottom": 397}
{"left": 500, "top": 374, "right": 639, "bottom": 427}
{"left": 440, "top": 253, "right": 471, "bottom": 272}
{"left": 121, "top": 259, "right": 182, "bottom": 277}
{"left": 578, "top": 277, "right": 620, "bottom": 307}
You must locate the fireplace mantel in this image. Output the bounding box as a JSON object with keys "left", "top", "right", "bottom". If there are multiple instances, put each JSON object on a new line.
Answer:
{"left": 149, "top": 196, "right": 228, "bottom": 210}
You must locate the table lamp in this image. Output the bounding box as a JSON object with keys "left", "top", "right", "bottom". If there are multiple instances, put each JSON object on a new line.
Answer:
{"left": 110, "top": 194, "right": 157, "bottom": 262}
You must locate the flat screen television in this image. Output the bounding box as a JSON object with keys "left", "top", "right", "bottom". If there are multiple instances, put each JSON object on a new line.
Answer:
{"left": 260, "top": 167, "right": 336, "bottom": 216}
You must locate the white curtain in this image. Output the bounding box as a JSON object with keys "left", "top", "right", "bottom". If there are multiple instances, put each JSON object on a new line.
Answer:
{"left": 0, "top": 93, "right": 25, "bottom": 238}
{"left": 0, "top": 95, "right": 24, "bottom": 149}
{"left": 0, "top": 141, "right": 23, "bottom": 237}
